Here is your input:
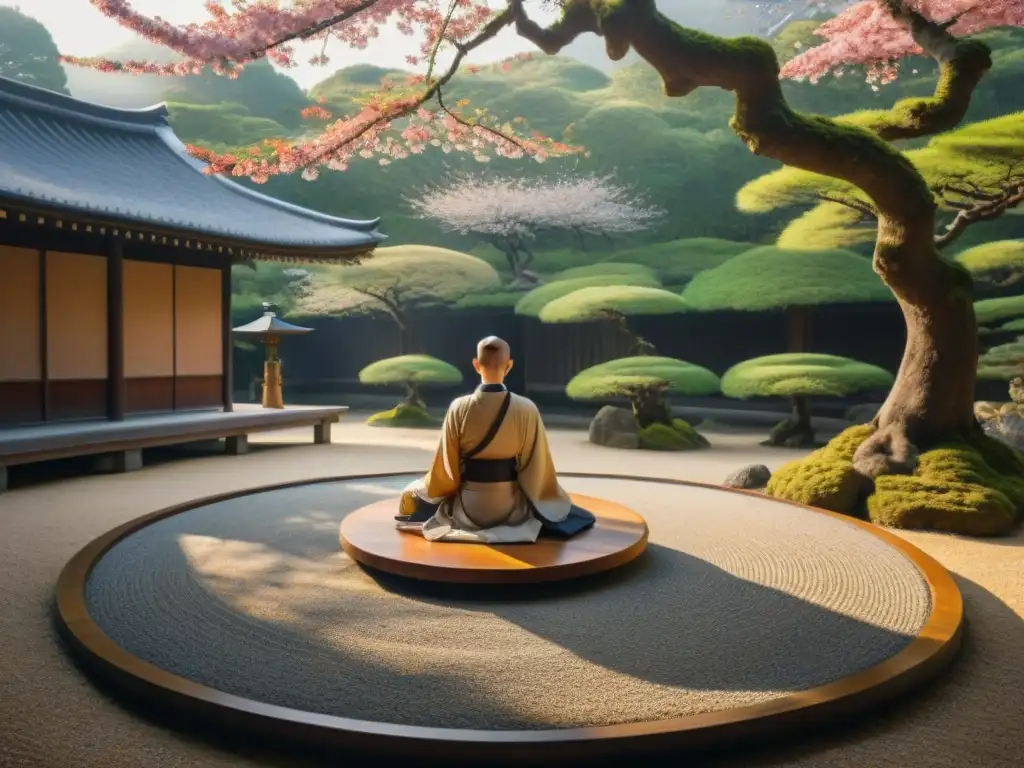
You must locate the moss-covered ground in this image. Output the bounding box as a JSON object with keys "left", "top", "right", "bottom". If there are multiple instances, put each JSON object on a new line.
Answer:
{"left": 767, "top": 424, "right": 1024, "bottom": 536}
{"left": 366, "top": 403, "right": 439, "bottom": 428}
{"left": 638, "top": 419, "right": 711, "bottom": 451}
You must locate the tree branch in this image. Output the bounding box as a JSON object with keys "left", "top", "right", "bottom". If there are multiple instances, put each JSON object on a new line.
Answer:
{"left": 935, "top": 182, "right": 1024, "bottom": 249}
{"left": 511, "top": 0, "right": 992, "bottom": 305}
{"left": 247, "top": 0, "right": 381, "bottom": 59}
{"left": 867, "top": 1, "right": 992, "bottom": 141}
{"left": 302, "top": 5, "right": 519, "bottom": 168}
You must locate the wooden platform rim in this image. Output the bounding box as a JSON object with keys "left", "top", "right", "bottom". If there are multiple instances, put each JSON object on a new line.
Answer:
{"left": 1, "top": 405, "right": 348, "bottom": 466}
{"left": 54, "top": 471, "right": 964, "bottom": 762}
{"left": 339, "top": 493, "right": 650, "bottom": 584}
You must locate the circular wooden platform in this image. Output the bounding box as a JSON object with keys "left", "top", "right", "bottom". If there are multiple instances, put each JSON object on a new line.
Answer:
{"left": 340, "top": 493, "right": 649, "bottom": 584}
{"left": 54, "top": 472, "right": 964, "bottom": 765}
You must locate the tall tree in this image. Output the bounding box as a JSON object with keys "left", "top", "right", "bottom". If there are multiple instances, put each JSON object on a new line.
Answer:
{"left": 69, "top": 0, "right": 1024, "bottom": 533}
{"left": 0, "top": 6, "right": 70, "bottom": 94}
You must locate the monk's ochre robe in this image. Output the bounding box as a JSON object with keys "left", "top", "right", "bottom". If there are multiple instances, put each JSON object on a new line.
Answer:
{"left": 399, "top": 385, "right": 573, "bottom": 543}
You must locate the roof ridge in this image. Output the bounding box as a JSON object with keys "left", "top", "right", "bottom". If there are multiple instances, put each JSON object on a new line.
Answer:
{"left": 0, "top": 75, "right": 169, "bottom": 129}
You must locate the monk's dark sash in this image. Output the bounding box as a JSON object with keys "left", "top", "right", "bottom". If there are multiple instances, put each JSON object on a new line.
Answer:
{"left": 461, "top": 392, "right": 517, "bottom": 483}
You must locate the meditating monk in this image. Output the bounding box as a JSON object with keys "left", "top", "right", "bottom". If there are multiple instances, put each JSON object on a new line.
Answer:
{"left": 396, "top": 336, "right": 595, "bottom": 543}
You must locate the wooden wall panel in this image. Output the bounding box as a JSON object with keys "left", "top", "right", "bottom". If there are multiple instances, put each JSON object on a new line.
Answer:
{"left": 174, "top": 265, "right": 222, "bottom": 376}
{"left": 0, "top": 246, "right": 41, "bottom": 381}
{"left": 46, "top": 251, "right": 107, "bottom": 380}
{"left": 124, "top": 259, "right": 174, "bottom": 378}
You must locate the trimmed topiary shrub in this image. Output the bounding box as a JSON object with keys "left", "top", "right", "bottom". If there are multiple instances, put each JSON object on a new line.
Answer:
{"left": 514, "top": 272, "right": 661, "bottom": 317}
{"left": 567, "top": 356, "right": 720, "bottom": 450}
{"left": 956, "top": 240, "right": 1024, "bottom": 287}
{"left": 539, "top": 285, "right": 688, "bottom": 323}
{"left": 721, "top": 354, "right": 894, "bottom": 448}
{"left": 359, "top": 354, "right": 462, "bottom": 426}
{"left": 681, "top": 245, "right": 891, "bottom": 355}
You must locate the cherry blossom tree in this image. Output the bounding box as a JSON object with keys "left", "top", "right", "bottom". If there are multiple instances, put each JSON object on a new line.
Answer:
{"left": 64, "top": 0, "right": 1024, "bottom": 534}
{"left": 407, "top": 172, "right": 662, "bottom": 285}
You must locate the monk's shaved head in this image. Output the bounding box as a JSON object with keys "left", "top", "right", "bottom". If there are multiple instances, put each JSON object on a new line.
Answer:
{"left": 476, "top": 335, "right": 511, "bottom": 370}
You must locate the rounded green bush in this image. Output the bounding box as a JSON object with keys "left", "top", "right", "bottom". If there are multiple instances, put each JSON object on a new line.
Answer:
{"left": 358, "top": 354, "right": 463, "bottom": 387}
{"left": 977, "top": 337, "right": 1024, "bottom": 381}
{"left": 975, "top": 295, "right": 1024, "bottom": 327}
{"left": 515, "top": 273, "right": 661, "bottom": 317}
{"left": 566, "top": 356, "right": 720, "bottom": 400}
{"left": 539, "top": 285, "right": 688, "bottom": 323}
{"left": 721, "top": 354, "right": 894, "bottom": 398}
{"left": 956, "top": 240, "right": 1024, "bottom": 279}
{"left": 680, "top": 245, "right": 891, "bottom": 312}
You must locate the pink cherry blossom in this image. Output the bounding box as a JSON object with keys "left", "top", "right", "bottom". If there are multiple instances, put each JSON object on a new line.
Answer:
{"left": 783, "top": 0, "right": 1024, "bottom": 84}
{"left": 60, "top": 1, "right": 1023, "bottom": 181}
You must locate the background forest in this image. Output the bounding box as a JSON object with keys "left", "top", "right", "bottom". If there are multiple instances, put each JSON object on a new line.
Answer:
{"left": 4, "top": 4, "right": 1024, "bottom": 416}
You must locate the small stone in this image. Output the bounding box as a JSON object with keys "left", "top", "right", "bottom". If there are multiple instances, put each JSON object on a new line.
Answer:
{"left": 589, "top": 405, "right": 639, "bottom": 450}
{"left": 723, "top": 464, "right": 772, "bottom": 490}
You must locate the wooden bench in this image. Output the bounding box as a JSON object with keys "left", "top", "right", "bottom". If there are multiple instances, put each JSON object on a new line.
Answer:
{"left": 0, "top": 405, "right": 347, "bottom": 491}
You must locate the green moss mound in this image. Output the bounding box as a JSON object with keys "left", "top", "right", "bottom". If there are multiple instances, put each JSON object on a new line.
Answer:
{"left": 638, "top": 419, "right": 711, "bottom": 451}
{"left": 975, "top": 294, "right": 1024, "bottom": 327}
{"left": 566, "top": 356, "right": 721, "bottom": 400}
{"left": 977, "top": 336, "right": 1024, "bottom": 381}
{"left": 366, "top": 403, "right": 438, "bottom": 428}
{"left": 767, "top": 425, "right": 1024, "bottom": 536}
{"left": 539, "top": 285, "right": 688, "bottom": 323}
{"left": 681, "top": 246, "right": 890, "bottom": 311}
{"left": 722, "top": 354, "right": 894, "bottom": 398}
{"left": 955, "top": 240, "right": 1024, "bottom": 277}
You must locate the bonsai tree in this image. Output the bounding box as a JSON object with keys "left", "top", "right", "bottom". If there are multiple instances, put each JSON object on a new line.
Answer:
{"left": 86, "top": 1, "right": 1024, "bottom": 534}
{"left": 566, "top": 356, "right": 720, "bottom": 451}
{"left": 408, "top": 173, "right": 662, "bottom": 286}
{"left": 514, "top": 271, "right": 662, "bottom": 318}
{"left": 722, "top": 354, "right": 896, "bottom": 448}
{"left": 298, "top": 245, "right": 500, "bottom": 352}
{"left": 358, "top": 355, "right": 463, "bottom": 427}
{"left": 956, "top": 240, "right": 1024, "bottom": 288}
{"left": 680, "top": 246, "right": 891, "bottom": 353}
{"left": 538, "top": 284, "right": 688, "bottom": 355}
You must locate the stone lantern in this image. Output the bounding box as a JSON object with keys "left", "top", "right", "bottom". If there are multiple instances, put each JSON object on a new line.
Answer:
{"left": 232, "top": 303, "right": 313, "bottom": 409}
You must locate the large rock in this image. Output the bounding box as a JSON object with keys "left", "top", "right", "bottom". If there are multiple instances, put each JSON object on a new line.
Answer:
{"left": 982, "top": 412, "right": 1024, "bottom": 452}
{"left": 723, "top": 464, "right": 772, "bottom": 490}
{"left": 844, "top": 403, "right": 882, "bottom": 423}
{"left": 589, "top": 405, "right": 639, "bottom": 450}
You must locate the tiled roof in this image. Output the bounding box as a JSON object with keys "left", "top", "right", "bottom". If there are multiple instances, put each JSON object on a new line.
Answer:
{"left": 0, "top": 77, "right": 384, "bottom": 255}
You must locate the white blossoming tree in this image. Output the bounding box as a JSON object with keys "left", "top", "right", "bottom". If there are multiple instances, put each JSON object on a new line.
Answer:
{"left": 407, "top": 173, "right": 663, "bottom": 286}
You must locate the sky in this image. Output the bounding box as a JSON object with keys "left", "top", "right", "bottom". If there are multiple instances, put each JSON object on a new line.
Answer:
{"left": 8, "top": 0, "right": 566, "bottom": 88}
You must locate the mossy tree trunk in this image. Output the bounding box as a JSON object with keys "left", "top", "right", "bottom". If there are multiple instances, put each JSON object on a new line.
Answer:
{"left": 630, "top": 383, "right": 672, "bottom": 429}
{"left": 513, "top": 0, "right": 992, "bottom": 480}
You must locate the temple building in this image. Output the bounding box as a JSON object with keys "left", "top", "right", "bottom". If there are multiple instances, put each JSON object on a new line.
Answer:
{"left": 0, "top": 76, "right": 382, "bottom": 428}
